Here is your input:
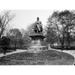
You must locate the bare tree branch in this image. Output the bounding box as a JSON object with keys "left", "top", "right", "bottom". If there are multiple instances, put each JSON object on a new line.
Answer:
{"left": 0, "top": 11, "right": 15, "bottom": 37}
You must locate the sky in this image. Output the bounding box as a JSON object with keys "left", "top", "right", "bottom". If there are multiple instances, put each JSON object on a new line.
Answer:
{"left": 10, "top": 10, "right": 53, "bottom": 30}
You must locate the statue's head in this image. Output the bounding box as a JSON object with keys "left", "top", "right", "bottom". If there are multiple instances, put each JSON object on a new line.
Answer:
{"left": 37, "top": 17, "right": 39, "bottom": 21}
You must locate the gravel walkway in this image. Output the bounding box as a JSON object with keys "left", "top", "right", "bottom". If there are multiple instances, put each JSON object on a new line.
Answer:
{"left": 0, "top": 49, "right": 27, "bottom": 57}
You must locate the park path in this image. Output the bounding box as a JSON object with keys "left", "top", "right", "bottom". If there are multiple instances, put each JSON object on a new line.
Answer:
{"left": 49, "top": 48, "right": 75, "bottom": 57}
{"left": 0, "top": 49, "right": 27, "bottom": 58}
{"left": 0, "top": 48, "right": 75, "bottom": 58}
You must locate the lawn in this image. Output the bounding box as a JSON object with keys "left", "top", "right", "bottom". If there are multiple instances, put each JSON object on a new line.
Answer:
{"left": 0, "top": 50, "right": 74, "bottom": 65}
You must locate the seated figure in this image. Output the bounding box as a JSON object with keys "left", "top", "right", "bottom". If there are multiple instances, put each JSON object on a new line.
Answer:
{"left": 34, "top": 17, "right": 43, "bottom": 33}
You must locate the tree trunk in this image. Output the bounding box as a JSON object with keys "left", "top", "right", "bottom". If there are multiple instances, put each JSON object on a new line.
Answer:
{"left": 59, "top": 35, "right": 64, "bottom": 50}
{"left": 66, "top": 25, "right": 70, "bottom": 49}
{"left": 66, "top": 32, "right": 70, "bottom": 49}
{"left": 61, "top": 36, "right": 64, "bottom": 50}
{"left": 15, "top": 41, "right": 17, "bottom": 50}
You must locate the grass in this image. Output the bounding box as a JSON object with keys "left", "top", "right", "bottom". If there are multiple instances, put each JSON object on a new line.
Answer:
{"left": 0, "top": 50, "right": 74, "bottom": 65}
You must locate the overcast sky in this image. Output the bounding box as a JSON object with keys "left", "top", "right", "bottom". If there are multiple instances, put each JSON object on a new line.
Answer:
{"left": 10, "top": 10, "right": 53, "bottom": 30}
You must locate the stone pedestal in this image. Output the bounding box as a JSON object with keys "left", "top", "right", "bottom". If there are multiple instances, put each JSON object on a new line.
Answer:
{"left": 28, "top": 34, "right": 46, "bottom": 53}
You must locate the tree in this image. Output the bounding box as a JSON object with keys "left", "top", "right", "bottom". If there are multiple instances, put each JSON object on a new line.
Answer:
{"left": 58, "top": 10, "right": 75, "bottom": 48}
{"left": 47, "top": 10, "right": 75, "bottom": 49}
{"left": 7, "top": 28, "right": 22, "bottom": 49}
{"left": 45, "top": 26, "right": 58, "bottom": 44}
{"left": 46, "top": 11, "right": 61, "bottom": 45}
{"left": 0, "top": 11, "right": 15, "bottom": 37}
{"left": 22, "top": 32, "right": 31, "bottom": 49}
{"left": 1, "top": 36, "right": 10, "bottom": 54}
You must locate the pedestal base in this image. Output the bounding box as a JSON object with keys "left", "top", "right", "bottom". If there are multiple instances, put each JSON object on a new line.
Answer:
{"left": 28, "top": 40, "right": 47, "bottom": 53}
{"left": 28, "top": 46, "right": 47, "bottom": 53}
